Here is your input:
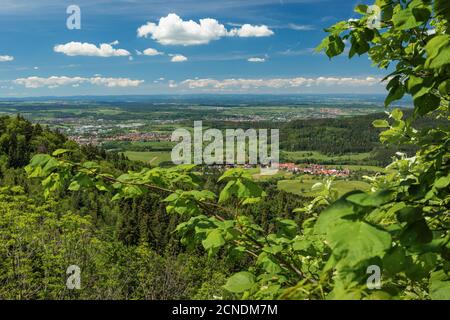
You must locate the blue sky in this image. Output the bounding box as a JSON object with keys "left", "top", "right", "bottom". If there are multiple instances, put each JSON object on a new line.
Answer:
{"left": 0, "top": 0, "right": 388, "bottom": 97}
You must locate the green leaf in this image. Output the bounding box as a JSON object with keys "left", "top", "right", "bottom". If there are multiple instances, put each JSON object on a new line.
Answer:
{"left": 407, "top": 75, "right": 433, "bottom": 100}
{"left": 218, "top": 168, "right": 247, "bottom": 182}
{"left": 391, "top": 108, "right": 403, "bottom": 121}
{"left": 218, "top": 181, "right": 235, "bottom": 203}
{"left": 411, "top": 7, "right": 431, "bottom": 23}
{"left": 293, "top": 239, "right": 313, "bottom": 252}
{"left": 393, "top": 8, "right": 421, "bottom": 30}
{"left": 326, "top": 36, "right": 345, "bottom": 58}
{"left": 406, "top": 252, "right": 438, "bottom": 280}
{"left": 163, "top": 192, "right": 180, "bottom": 203}
{"left": 202, "top": 229, "right": 226, "bottom": 255}
{"left": 68, "top": 181, "right": 81, "bottom": 191}
{"left": 429, "top": 270, "right": 450, "bottom": 300}
{"left": 383, "top": 246, "right": 409, "bottom": 275}
{"left": 95, "top": 181, "right": 109, "bottom": 192}
{"left": 257, "top": 252, "right": 282, "bottom": 274}
{"left": 327, "top": 220, "right": 391, "bottom": 265}
{"left": 396, "top": 206, "right": 423, "bottom": 224}
{"left": 425, "top": 35, "right": 450, "bottom": 69}
{"left": 315, "top": 198, "right": 356, "bottom": 234}
{"left": 414, "top": 93, "right": 441, "bottom": 116}
{"left": 354, "top": 4, "right": 368, "bottom": 14}
{"left": 400, "top": 219, "right": 433, "bottom": 247}
{"left": 52, "top": 149, "right": 71, "bottom": 156}
{"left": 435, "top": 0, "right": 450, "bottom": 19}
{"left": 241, "top": 197, "right": 262, "bottom": 205}
{"left": 29, "top": 154, "right": 52, "bottom": 166}
{"left": 223, "top": 272, "right": 255, "bottom": 293}
{"left": 82, "top": 161, "right": 100, "bottom": 170}
{"left": 346, "top": 189, "right": 395, "bottom": 207}
{"left": 349, "top": 30, "right": 370, "bottom": 58}
{"left": 373, "top": 119, "right": 389, "bottom": 128}
{"left": 275, "top": 218, "right": 298, "bottom": 239}
{"left": 435, "top": 174, "right": 450, "bottom": 189}
{"left": 317, "top": 35, "right": 346, "bottom": 58}
{"left": 42, "top": 157, "right": 60, "bottom": 175}
{"left": 122, "top": 185, "right": 145, "bottom": 198}
{"left": 385, "top": 79, "right": 405, "bottom": 107}
{"left": 438, "top": 80, "right": 450, "bottom": 96}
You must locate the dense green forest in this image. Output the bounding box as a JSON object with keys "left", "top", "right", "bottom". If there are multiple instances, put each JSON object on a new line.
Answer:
{"left": 1, "top": 0, "right": 449, "bottom": 300}
{"left": 0, "top": 115, "right": 310, "bottom": 299}
{"left": 204, "top": 111, "right": 445, "bottom": 166}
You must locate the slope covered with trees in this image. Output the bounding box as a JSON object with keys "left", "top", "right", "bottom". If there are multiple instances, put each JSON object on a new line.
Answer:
{"left": 1, "top": 0, "right": 449, "bottom": 300}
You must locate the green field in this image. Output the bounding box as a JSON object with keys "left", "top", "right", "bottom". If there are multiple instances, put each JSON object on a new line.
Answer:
{"left": 277, "top": 175, "right": 370, "bottom": 197}
{"left": 332, "top": 164, "right": 386, "bottom": 172}
{"left": 123, "top": 151, "right": 172, "bottom": 166}
{"left": 281, "top": 151, "right": 372, "bottom": 162}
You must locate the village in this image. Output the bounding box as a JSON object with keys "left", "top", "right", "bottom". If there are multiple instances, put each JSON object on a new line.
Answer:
{"left": 69, "top": 131, "right": 172, "bottom": 146}
{"left": 278, "top": 163, "right": 351, "bottom": 177}
{"left": 208, "top": 162, "right": 351, "bottom": 177}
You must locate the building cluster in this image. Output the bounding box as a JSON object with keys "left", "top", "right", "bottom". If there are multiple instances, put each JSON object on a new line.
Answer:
{"left": 279, "top": 163, "right": 350, "bottom": 177}
{"left": 101, "top": 132, "right": 171, "bottom": 142}
{"left": 70, "top": 136, "right": 100, "bottom": 145}
{"left": 69, "top": 132, "right": 171, "bottom": 145}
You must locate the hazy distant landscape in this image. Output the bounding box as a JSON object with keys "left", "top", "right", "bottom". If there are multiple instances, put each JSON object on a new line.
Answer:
{"left": 0, "top": 94, "right": 420, "bottom": 201}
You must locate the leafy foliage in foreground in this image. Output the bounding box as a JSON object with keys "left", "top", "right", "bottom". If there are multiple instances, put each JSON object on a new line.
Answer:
{"left": 24, "top": 0, "right": 450, "bottom": 299}
{"left": 0, "top": 186, "right": 234, "bottom": 300}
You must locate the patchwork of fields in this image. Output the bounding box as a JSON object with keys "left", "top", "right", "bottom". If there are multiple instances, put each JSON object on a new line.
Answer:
{"left": 0, "top": 99, "right": 391, "bottom": 198}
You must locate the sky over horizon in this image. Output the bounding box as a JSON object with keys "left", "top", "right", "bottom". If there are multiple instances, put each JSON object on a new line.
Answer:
{"left": 0, "top": 0, "right": 389, "bottom": 97}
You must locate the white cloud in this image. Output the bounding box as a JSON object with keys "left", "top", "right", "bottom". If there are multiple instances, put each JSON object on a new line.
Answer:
{"left": 137, "top": 13, "right": 228, "bottom": 45}
{"left": 137, "top": 13, "right": 273, "bottom": 46}
{"left": 170, "top": 54, "right": 188, "bottom": 62}
{"left": 229, "top": 24, "right": 274, "bottom": 37}
{"left": 54, "top": 41, "right": 130, "bottom": 57}
{"left": 278, "top": 48, "right": 315, "bottom": 56}
{"left": 14, "top": 76, "right": 144, "bottom": 88}
{"left": 89, "top": 77, "right": 144, "bottom": 87}
{"left": 0, "top": 55, "right": 14, "bottom": 62}
{"left": 14, "top": 76, "right": 85, "bottom": 88}
{"left": 248, "top": 57, "right": 266, "bottom": 63}
{"left": 180, "top": 76, "right": 382, "bottom": 91}
{"left": 287, "top": 23, "right": 315, "bottom": 31}
{"left": 143, "top": 48, "right": 164, "bottom": 56}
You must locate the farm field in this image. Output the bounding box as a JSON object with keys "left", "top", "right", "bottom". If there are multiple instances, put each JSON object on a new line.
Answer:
{"left": 123, "top": 151, "right": 172, "bottom": 166}
{"left": 281, "top": 150, "right": 372, "bottom": 163}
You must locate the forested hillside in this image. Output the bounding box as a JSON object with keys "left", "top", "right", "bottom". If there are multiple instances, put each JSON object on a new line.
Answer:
{"left": 0, "top": 115, "right": 310, "bottom": 299}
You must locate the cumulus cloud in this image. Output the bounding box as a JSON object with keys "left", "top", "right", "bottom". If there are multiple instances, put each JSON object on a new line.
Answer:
{"left": 170, "top": 54, "right": 188, "bottom": 62}
{"left": 142, "top": 48, "right": 164, "bottom": 56}
{"left": 89, "top": 77, "right": 143, "bottom": 87}
{"left": 14, "top": 76, "right": 144, "bottom": 88}
{"left": 137, "top": 13, "right": 273, "bottom": 46}
{"left": 54, "top": 41, "right": 130, "bottom": 57}
{"left": 0, "top": 55, "right": 14, "bottom": 62}
{"left": 228, "top": 24, "right": 274, "bottom": 37}
{"left": 248, "top": 57, "right": 266, "bottom": 63}
{"left": 179, "top": 76, "right": 382, "bottom": 91}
